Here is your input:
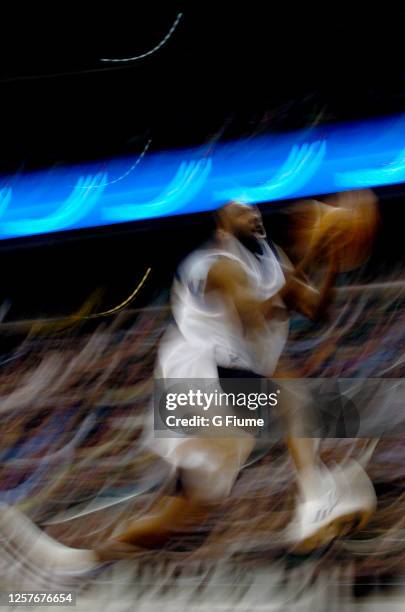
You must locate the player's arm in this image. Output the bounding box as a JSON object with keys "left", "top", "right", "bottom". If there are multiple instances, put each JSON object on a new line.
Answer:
{"left": 206, "top": 258, "right": 274, "bottom": 332}
{"left": 277, "top": 245, "right": 338, "bottom": 321}
{"left": 281, "top": 266, "right": 337, "bottom": 321}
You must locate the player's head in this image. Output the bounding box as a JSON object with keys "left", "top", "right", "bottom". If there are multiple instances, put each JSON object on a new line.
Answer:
{"left": 215, "top": 201, "right": 265, "bottom": 240}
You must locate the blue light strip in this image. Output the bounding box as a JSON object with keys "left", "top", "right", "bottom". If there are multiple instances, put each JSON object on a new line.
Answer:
{"left": 0, "top": 114, "right": 404, "bottom": 240}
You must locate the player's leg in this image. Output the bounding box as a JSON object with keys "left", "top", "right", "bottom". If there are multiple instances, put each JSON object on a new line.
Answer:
{"left": 277, "top": 377, "right": 376, "bottom": 551}
{"left": 112, "top": 434, "right": 254, "bottom": 549}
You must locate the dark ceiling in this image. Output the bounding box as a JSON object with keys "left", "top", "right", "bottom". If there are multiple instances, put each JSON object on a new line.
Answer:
{"left": 0, "top": 5, "right": 403, "bottom": 172}
{"left": 0, "top": 5, "right": 403, "bottom": 321}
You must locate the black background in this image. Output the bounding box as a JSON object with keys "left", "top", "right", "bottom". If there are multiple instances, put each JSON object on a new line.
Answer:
{"left": 0, "top": 5, "right": 404, "bottom": 319}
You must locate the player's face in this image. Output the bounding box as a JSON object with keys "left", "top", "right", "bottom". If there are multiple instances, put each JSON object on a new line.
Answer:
{"left": 221, "top": 203, "right": 265, "bottom": 239}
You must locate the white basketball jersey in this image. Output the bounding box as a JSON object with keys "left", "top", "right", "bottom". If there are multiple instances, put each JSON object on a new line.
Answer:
{"left": 158, "top": 234, "right": 289, "bottom": 378}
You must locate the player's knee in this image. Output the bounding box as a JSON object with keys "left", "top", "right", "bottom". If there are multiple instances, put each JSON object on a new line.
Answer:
{"left": 181, "top": 461, "right": 236, "bottom": 503}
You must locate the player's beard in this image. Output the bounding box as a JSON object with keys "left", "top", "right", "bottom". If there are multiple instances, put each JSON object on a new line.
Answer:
{"left": 237, "top": 232, "right": 264, "bottom": 255}
{"left": 236, "top": 219, "right": 266, "bottom": 253}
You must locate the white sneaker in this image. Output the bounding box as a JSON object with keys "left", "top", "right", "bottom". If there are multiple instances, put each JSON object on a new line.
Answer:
{"left": 0, "top": 504, "right": 98, "bottom": 576}
{"left": 286, "top": 460, "right": 376, "bottom": 553}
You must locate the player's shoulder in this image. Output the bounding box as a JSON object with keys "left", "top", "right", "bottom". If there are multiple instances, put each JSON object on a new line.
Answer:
{"left": 263, "top": 239, "right": 293, "bottom": 271}
{"left": 207, "top": 256, "right": 247, "bottom": 284}
{"left": 174, "top": 242, "right": 214, "bottom": 286}
{"left": 178, "top": 240, "right": 241, "bottom": 277}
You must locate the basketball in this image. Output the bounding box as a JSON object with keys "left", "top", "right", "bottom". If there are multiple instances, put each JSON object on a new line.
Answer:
{"left": 291, "top": 190, "right": 379, "bottom": 272}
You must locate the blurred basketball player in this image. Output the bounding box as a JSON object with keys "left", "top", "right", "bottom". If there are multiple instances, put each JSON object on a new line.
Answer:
{"left": 108, "top": 197, "right": 376, "bottom": 554}
{"left": 0, "top": 195, "right": 377, "bottom": 575}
